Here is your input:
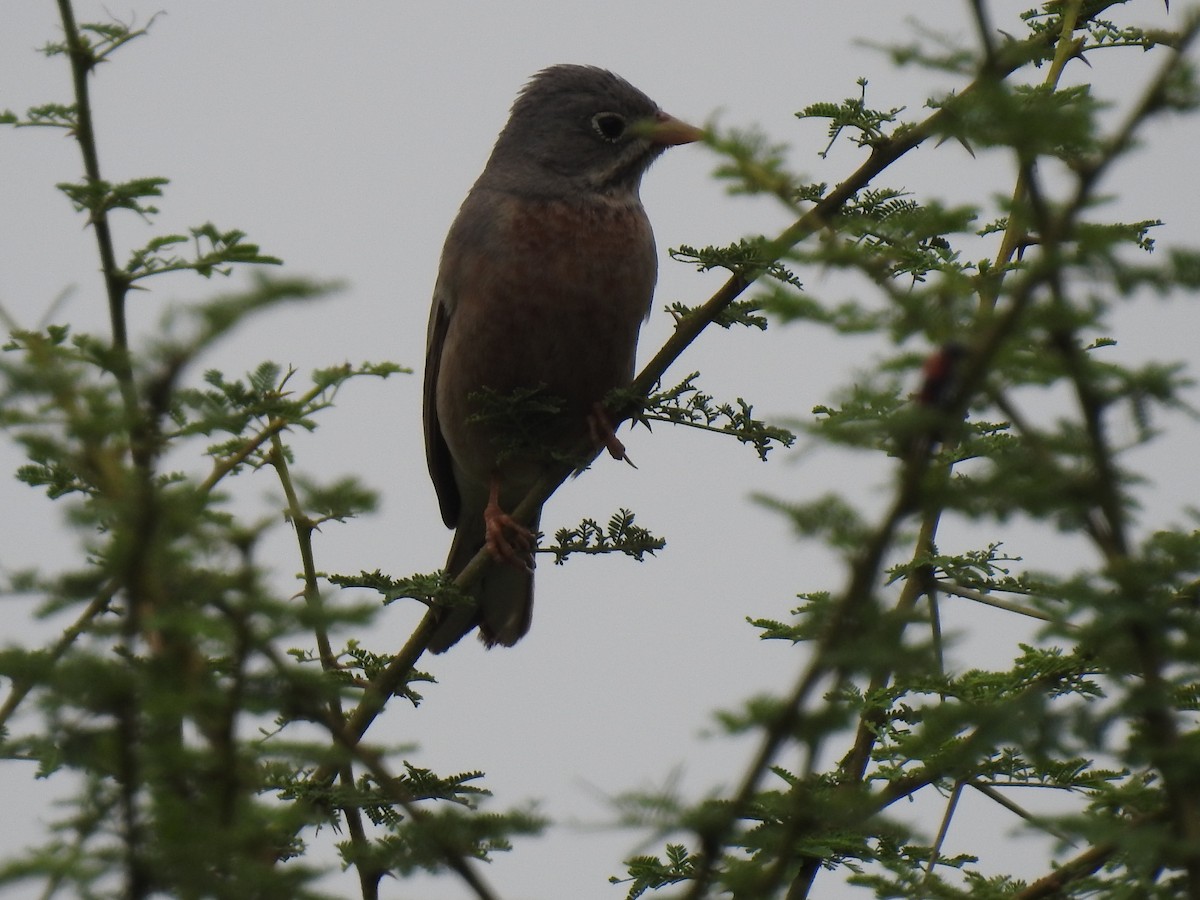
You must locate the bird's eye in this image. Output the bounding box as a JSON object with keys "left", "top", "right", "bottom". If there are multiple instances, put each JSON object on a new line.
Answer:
{"left": 591, "top": 112, "right": 626, "bottom": 142}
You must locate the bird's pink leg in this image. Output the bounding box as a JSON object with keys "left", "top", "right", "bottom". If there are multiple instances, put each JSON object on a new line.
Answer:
{"left": 484, "top": 475, "right": 535, "bottom": 571}
{"left": 589, "top": 403, "right": 636, "bottom": 468}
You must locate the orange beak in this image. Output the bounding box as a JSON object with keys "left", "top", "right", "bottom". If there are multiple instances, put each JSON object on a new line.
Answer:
{"left": 640, "top": 110, "right": 705, "bottom": 147}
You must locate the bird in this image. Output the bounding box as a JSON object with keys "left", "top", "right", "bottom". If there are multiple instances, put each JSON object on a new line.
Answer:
{"left": 422, "top": 64, "right": 702, "bottom": 653}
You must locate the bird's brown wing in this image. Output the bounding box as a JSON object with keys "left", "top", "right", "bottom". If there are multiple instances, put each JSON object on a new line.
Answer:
{"left": 423, "top": 292, "right": 460, "bottom": 528}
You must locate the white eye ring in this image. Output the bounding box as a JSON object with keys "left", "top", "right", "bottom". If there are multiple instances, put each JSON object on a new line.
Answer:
{"left": 591, "top": 112, "right": 626, "bottom": 142}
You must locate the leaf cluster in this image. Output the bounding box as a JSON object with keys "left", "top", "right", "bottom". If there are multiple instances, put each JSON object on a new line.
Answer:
{"left": 637, "top": 372, "right": 797, "bottom": 461}
{"left": 547, "top": 508, "right": 665, "bottom": 564}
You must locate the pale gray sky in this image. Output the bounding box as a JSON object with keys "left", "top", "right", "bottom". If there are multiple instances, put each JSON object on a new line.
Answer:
{"left": 2, "top": 2, "right": 1199, "bottom": 898}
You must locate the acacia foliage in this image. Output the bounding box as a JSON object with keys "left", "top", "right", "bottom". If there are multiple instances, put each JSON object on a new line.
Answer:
{"left": 1, "top": 2, "right": 1200, "bottom": 899}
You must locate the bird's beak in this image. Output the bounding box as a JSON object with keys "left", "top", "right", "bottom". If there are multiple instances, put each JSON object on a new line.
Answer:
{"left": 639, "top": 111, "right": 705, "bottom": 147}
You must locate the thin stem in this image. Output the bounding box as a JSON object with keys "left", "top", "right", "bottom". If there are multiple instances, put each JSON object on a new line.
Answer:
{"left": 0, "top": 585, "right": 116, "bottom": 728}
{"left": 689, "top": 461, "right": 932, "bottom": 900}
{"left": 269, "top": 434, "right": 382, "bottom": 893}
{"left": 937, "top": 580, "right": 1062, "bottom": 624}
{"left": 328, "top": 730, "right": 503, "bottom": 900}
{"left": 967, "top": 780, "right": 1076, "bottom": 846}
{"left": 1013, "top": 841, "right": 1116, "bottom": 899}
{"left": 978, "top": 0, "right": 1085, "bottom": 314}
{"left": 53, "top": 8, "right": 157, "bottom": 896}
{"left": 54, "top": 0, "right": 137, "bottom": 420}
{"left": 924, "top": 780, "right": 965, "bottom": 879}
{"left": 270, "top": 433, "right": 336, "bottom": 668}
{"left": 254, "top": 635, "right": 503, "bottom": 900}
{"left": 200, "top": 379, "right": 342, "bottom": 494}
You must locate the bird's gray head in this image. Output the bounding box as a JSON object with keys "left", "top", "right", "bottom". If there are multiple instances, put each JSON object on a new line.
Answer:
{"left": 481, "top": 64, "right": 702, "bottom": 200}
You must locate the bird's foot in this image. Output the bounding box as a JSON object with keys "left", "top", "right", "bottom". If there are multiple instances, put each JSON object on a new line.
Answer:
{"left": 485, "top": 482, "right": 535, "bottom": 572}
{"left": 589, "top": 403, "right": 636, "bottom": 468}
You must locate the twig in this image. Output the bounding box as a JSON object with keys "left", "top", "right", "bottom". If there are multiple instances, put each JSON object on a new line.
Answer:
{"left": 0, "top": 583, "right": 116, "bottom": 728}
{"left": 253, "top": 635, "right": 504, "bottom": 900}
{"left": 924, "top": 780, "right": 965, "bottom": 879}
{"left": 323, "top": 725, "right": 504, "bottom": 900}
{"left": 937, "top": 580, "right": 1062, "bottom": 624}
{"left": 1013, "top": 841, "right": 1115, "bottom": 899}
{"left": 967, "top": 780, "right": 1077, "bottom": 846}
{"left": 269, "top": 434, "right": 383, "bottom": 892}
{"left": 54, "top": 0, "right": 138, "bottom": 429}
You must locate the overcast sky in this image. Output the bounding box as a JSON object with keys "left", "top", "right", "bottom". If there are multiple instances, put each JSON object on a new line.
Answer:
{"left": 3, "top": 2, "right": 1199, "bottom": 898}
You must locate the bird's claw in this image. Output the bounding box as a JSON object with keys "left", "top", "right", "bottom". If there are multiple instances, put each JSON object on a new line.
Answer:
{"left": 485, "top": 487, "right": 535, "bottom": 572}
{"left": 589, "top": 403, "right": 636, "bottom": 468}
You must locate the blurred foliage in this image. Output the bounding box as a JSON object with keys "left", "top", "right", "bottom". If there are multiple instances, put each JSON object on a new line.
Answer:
{"left": 608, "top": 2, "right": 1200, "bottom": 899}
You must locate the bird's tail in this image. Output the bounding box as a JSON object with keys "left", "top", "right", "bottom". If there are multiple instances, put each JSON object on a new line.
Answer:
{"left": 427, "top": 512, "right": 538, "bottom": 654}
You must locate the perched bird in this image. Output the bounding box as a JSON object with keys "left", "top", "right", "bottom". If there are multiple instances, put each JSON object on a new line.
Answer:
{"left": 915, "top": 341, "right": 968, "bottom": 411}
{"left": 423, "top": 65, "right": 702, "bottom": 652}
